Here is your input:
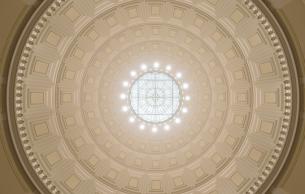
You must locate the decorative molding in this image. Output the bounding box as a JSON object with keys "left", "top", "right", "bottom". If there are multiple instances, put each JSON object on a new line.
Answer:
{"left": 6, "top": 0, "right": 299, "bottom": 193}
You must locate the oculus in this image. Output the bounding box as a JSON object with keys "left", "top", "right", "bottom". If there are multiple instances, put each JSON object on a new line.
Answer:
{"left": 120, "top": 63, "right": 190, "bottom": 133}
{"left": 129, "top": 71, "right": 181, "bottom": 123}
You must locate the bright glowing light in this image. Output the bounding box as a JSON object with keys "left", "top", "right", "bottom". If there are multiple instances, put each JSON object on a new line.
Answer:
{"left": 120, "top": 93, "right": 127, "bottom": 100}
{"left": 129, "top": 117, "right": 135, "bottom": 123}
{"left": 152, "top": 126, "right": 158, "bottom": 133}
{"left": 129, "top": 72, "right": 180, "bottom": 123}
{"left": 130, "top": 71, "right": 137, "bottom": 77}
{"left": 123, "top": 81, "right": 129, "bottom": 87}
{"left": 121, "top": 64, "right": 190, "bottom": 131}
{"left": 141, "top": 64, "right": 147, "bottom": 70}
{"left": 166, "top": 65, "right": 172, "bottom": 71}
{"left": 182, "top": 83, "right": 189, "bottom": 89}
{"left": 175, "top": 118, "right": 181, "bottom": 124}
{"left": 122, "top": 106, "right": 128, "bottom": 112}
{"left": 164, "top": 125, "right": 170, "bottom": 131}
{"left": 153, "top": 62, "right": 160, "bottom": 68}
{"left": 185, "top": 96, "right": 191, "bottom": 101}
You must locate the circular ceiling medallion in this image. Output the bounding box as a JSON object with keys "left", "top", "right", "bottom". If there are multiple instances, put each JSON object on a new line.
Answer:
{"left": 129, "top": 70, "right": 181, "bottom": 124}
{"left": 7, "top": 0, "right": 299, "bottom": 194}
{"left": 120, "top": 62, "right": 190, "bottom": 133}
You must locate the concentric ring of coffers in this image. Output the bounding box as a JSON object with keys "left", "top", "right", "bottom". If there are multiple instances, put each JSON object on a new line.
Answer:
{"left": 90, "top": 23, "right": 228, "bottom": 155}
{"left": 7, "top": 0, "right": 298, "bottom": 194}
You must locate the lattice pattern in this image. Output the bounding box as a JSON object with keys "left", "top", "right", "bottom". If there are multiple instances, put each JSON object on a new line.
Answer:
{"left": 129, "top": 72, "right": 180, "bottom": 123}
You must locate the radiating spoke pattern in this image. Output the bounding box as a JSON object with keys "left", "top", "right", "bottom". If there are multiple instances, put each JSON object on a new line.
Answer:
{"left": 129, "top": 72, "right": 180, "bottom": 123}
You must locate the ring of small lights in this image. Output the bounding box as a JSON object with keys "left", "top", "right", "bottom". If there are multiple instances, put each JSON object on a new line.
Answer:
{"left": 120, "top": 63, "right": 191, "bottom": 133}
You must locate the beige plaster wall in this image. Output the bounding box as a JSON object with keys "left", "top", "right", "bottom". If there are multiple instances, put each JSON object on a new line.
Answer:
{"left": 0, "top": 0, "right": 40, "bottom": 193}
{"left": 265, "top": 0, "right": 305, "bottom": 193}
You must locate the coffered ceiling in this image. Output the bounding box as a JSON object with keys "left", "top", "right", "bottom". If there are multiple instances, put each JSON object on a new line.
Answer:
{"left": 5, "top": 0, "right": 299, "bottom": 194}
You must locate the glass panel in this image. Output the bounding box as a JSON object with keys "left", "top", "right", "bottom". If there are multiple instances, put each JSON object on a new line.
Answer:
{"left": 129, "top": 72, "right": 181, "bottom": 123}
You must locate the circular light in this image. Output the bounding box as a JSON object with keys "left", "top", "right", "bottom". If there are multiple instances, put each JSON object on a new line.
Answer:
{"left": 185, "top": 96, "right": 191, "bottom": 101}
{"left": 120, "top": 93, "right": 127, "bottom": 100}
{"left": 152, "top": 127, "right": 158, "bottom": 133}
{"left": 153, "top": 62, "right": 160, "bottom": 68}
{"left": 130, "top": 71, "right": 137, "bottom": 77}
{"left": 129, "top": 71, "right": 181, "bottom": 123}
{"left": 182, "top": 83, "right": 189, "bottom": 89}
{"left": 175, "top": 118, "right": 181, "bottom": 124}
{"left": 129, "top": 117, "right": 135, "bottom": 123}
{"left": 164, "top": 125, "right": 170, "bottom": 131}
{"left": 176, "top": 72, "right": 182, "bottom": 78}
{"left": 139, "top": 124, "right": 145, "bottom": 130}
{"left": 123, "top": 81, "right": 129, "bottom": 87}
{"left": 166, "top": 65, "right": 172, "bottom": 71}
{"left": 141, "top": 64, "right": 147, "bottom": 70}
{"left": 182, "top": 107, "right": 188, "bottom": 113}
{"left": 122, "top": 106, "right": 128, "bottom": 112}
